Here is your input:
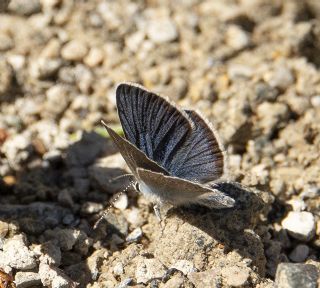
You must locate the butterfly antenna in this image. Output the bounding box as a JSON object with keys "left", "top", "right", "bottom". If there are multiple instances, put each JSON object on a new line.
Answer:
{"left": 93, "top": 179, "right": 136, "bottom": 229}
{"left": 108, "top": 173, "right": 134, "bottom": 183}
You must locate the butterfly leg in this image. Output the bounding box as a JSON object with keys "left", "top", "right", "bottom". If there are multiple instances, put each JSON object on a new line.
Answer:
{"left": 153, "top": 204, "right": 162, "bottom": 222}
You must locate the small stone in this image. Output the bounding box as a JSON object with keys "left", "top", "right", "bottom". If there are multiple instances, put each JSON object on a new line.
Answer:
{"left": 7, "top": 54, "right": 26, "bottom": 71}
{"left": 221, "top": 266, "right": 250, "bottom": 287}
{"left": 0, "top": 220, "right": 9, "bottom": 238}
{"left": 61, "top": 40, "right": 88, "bottom": 61}
{"left": 275, "top": 263, "right": 319, "bottom": 288}
{"left": 0, "top": 235, "right": 36, "bottom": 270}
{"left": 30, "top": 58, "right": 62, "bottom": 79}
{"left": 86, "top": 250, "right": 104, "bottom": 281}
{"left": 267, "top": 65, "right": 295, "bottom": 90}
{"left": 282, "top": 211, "right": 316, "bottom": 241}
{"left": 39, "top": 263, "right": 78, "bottom": 287}
{"left": 170, "top": 260, "right": 196, "bottom": 275}
{"left": 81, "top": 202, "right": 103, "bottom": 214}
{"left": 228, "top": 64, "right": 253, "bottom": 80}
{"left": 116, "top": 278, "right": 133, "bottom": 288}
{"left": 9, "top": 0, "right": 41, "bottom": 15}
{"left": 84, "top": 47, "right": 104, "bottom": 67}
{"left": 226, "top": 25, "right": 250, "bottom": 50}
{"left": 188, "top": 269, "right": 217, "bottom": 288}
{"left": 135, "top": 258, "right": 167, "bottom": 284}
{"left": 289, "top": 244, "right": 310, "bottom": 263}
{"left": 162, "top": 274, "right": 184, "bottom": 288}
{"left": 125, "top": 207, "right": 145, "bottom": 228}
{"left": 126, "top": 227, "right": 142, "bottom": 243}
{"left": 40, "top": 38, "right": 61, "bottom": 58}
{"left": 15, "top": 271, "right": 42, "bottom": 288}
{"left": 44, "top": 228, "right": 79, "bottom": 251}
{"left": 114, "top": 193, "right": 128, "bottom": 211}
{"left": 113, "top": 262, "right": 124, "bottom": 276}
{"left": 310, "top": 95, "right": 320, "bottom": 108}
{"left": 287, "top": 199, "right": 306, "bottom": 212}
{"left": 125, "top": 31, "right": 145, "bottom": 52}
{"left": 147, "top": 18, "right": 178, "bottom": 44}
{"left": 38, "top": 242, "right": 62, "bottom": 266}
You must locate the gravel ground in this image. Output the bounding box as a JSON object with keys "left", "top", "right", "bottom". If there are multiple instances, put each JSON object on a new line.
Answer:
{"left": 0, "top": 0, "right": 320, "bottom": 287}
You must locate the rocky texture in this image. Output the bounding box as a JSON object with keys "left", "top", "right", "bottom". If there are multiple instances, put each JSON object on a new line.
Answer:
{"left": 0, "top": 0, "right": 320, "bottom": 287}
{"left": 275, "top": 263, "right": 319, "bottom": 288}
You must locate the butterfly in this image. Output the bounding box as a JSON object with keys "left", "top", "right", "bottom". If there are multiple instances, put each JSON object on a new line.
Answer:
{"left": 102, "top": 83, "right": 235, "bottom": 219}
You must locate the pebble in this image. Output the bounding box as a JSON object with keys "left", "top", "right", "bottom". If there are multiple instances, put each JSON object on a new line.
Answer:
{"left": 0, "top": 220, "right": 9, "bottom": 238}
{"left": 37, "top": 241, "right": 62, "bottom": 266}
{"left": 61, "top": 39, "right": 88, "bottom": 61}
{"left": 170, "top": 260, "right": 196, "bottom": 275}
{"left": 126, "top": 227, "right": 142, "bottom": 243}
{"left": 135, "top": 258, "right": 167, "bottom": 284}
{"left": 125, "top": 207, "right": 145, "bottom": 228}
{"left": 268, "top": 65, "right": 295, "bottom": 90}
{"left": 38, "top": 263, "right": 78, "bottom": 287}
{"left": 282, "top": 211, "right": 316, "bottom": 241}
{"left": 114, "top": 193, "right": 129, "bottom": 210}
{"left": 289, "top": 244, "right": 309, "bottom": 263}
{"left": 228, "top": 64, "right": 253, "bottom": 80}
{"left": 81, "top": 202, "right": 103, "bottom": 214}
{"left": 221, "top": 266, "right": 250, "bottom": 287}
{"left": 113, "top": 262, "right": 124, "bottom": 276}
{"left": 275, "top": 263, "right": 319, "bottom": 288}
{"left": 9, "top": 0, "right": 41, "bottom": 15}
{"left": 188, "top": 269, "right": 217, "bottom": 288}
{"left": 116, "top": 278, "right": 134, "bottom": 288}
{"left": 287, "top": 198, "right": 306, "bottom": 212}
{"left": 15, "top": 271, "right": 42, "bottom": 288}
{"left": 310, "top": 95, "right": 320, "bottom": 108}
{"left": 0, "top": 235, "right": 36, "bottom": 270}
{"left": 147, "top": 18, "right": 178, "bottom": 44}
{"left": 226, "top": 25, "right": 250, "bottom": 50}
{"left": 44, "top": 228, "right": 79, "bottom": 251}
{"left": 29, "top": 58, "right": 62, "bottom": 79}
{"left": 84, "top": 47, "right": 104, "bottom": 67}
{"left": 162, "top": 274, "right": 184, "bottom": 288}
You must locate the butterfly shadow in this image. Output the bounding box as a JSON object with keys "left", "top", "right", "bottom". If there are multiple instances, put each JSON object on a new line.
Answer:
{"left": 168, "top": 181, "right": 272, "bottom": 276}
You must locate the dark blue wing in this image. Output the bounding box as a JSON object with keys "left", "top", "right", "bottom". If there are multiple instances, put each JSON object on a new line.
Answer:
{"left": 116, "top": 83, "right": 192, "bottom": 170}
{"left": 169, "top": 110, "right": 224, "bottom": 183}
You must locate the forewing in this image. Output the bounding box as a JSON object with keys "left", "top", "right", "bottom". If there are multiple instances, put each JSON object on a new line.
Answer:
{"left": 137, "top": 168, "right": 234, "bottom": 208}
{"left": 169, "top": 110, "right": 224, "bottom": 183}
{"left": 102, "top": 122, "right": 168, "bottom": 176}
{"left": 116, "top": 83, "right": 192, "bottom": 170}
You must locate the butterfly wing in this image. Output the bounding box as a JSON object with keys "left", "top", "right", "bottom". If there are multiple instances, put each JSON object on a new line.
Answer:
{"left": 136, "top": 168, "right": 234, "bottom": 208}
{"left": 102, "top": 122, "right": 168, "bottom": 177}
{"left": 168, "top": 110, "right": 224, "bottom": 183}
{"left": 116, "top": 83, "right": 192, "bottom": 170}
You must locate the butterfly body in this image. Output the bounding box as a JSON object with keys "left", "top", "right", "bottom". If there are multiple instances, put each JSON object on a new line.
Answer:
{"left": 103, "top": 83, "right": 235, "bottom": 210}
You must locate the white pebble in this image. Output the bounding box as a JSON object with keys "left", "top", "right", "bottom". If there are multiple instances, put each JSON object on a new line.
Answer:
{"left": 113, "top": 193, "right": 128, "bottom": 211}
{"left": 282, "top": 211, "right": 315, "bottom": 241}
{"left": 170, "top": 260, "right": 196, "bottom": 275}
{"left": 147, "top": 18, "right": 178, "bottom": 44}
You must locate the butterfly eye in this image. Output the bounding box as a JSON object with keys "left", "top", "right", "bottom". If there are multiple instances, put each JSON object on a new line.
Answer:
{"left": 135, "top": 182, "right": 140, "bottom": 192}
